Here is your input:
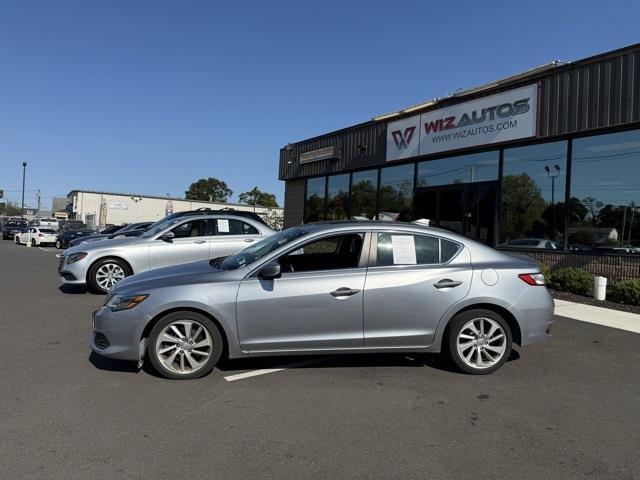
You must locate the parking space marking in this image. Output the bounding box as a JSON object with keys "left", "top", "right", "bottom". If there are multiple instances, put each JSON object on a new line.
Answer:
{"left": 38, "top": 247, "right": 56, "bottom": 253}
{"left": 223, "top": 356, "right": 339, "bottom": 382}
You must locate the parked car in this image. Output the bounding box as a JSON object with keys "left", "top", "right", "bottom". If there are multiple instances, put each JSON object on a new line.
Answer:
{"left": 15, "top": 227, "right": 58, "bottom": 246}
{"left": 502, "top": 238, "right": 557, "bottom": 249}
{"left": 59, "top": 220, "right": 87, "bottom": 232}
{"left": 69, "top": 221, "right": 153, "bottom": 248}
{"left": 2, "top": 219, "right": 28, "bottom": 240}
{"left": 32, "top": 218, "right": 60, "bottom": 230}
{"left": 55, "top": 228, "right": 98, "bottom": 249}
{"left": 90, "top": 221, "right": 554, "bottom": 380}
{"left": 59, "top": 211, "right": 275, "bottom": 293}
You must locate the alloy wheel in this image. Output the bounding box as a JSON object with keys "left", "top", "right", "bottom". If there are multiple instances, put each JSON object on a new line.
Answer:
{"left": 154, "top": 320, "right": 213, "bottom": 375}
{"left": 456, "top": 317, "right": 507, "bottom": 370}
{"left": 95, "top": 263, "right": 125, "bottom": 290}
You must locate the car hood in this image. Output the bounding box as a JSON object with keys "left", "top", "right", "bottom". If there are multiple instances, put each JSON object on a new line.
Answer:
{"left": 113, "top": 260, "right": 236, "bottom": 294}
{"left": 64, "top": 235, "right": 145, "bottom": 255}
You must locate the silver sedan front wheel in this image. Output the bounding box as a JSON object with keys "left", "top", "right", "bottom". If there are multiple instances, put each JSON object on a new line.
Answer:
{"left": 147, "top": 311, "right": 223, "bottom": 380}
{"left": 155, "top": 320, "right": 213, "bottom": 375}
{"left": 95, "top": 263, "right": 125, "bottom": 290}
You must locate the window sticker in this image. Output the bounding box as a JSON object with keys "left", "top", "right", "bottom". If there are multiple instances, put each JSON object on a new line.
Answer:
{"left": 391, "top": 235, "right": 417, "bottom": 264}
{"left": 218, "top": 219, "right": 230, "bottom": 233}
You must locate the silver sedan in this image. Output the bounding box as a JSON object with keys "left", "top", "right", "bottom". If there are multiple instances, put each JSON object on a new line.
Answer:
{"left": 60, "top": 212, "right": 274, "bottom": 293}
{"left": 90, "top": 221, "right": 554, "bottom": 379}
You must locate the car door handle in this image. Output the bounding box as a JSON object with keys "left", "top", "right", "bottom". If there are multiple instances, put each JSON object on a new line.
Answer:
{"left": 433, "top": 279, "right": 463, "bottom": 289}
{"left": 244, "top": 239, "right": 255, "bottom": 243}
{"left": 330, "top": 287, "right": 361, "bottom": 297}
{"left": 193, "top": 239, "right": 207, "bottom": 244}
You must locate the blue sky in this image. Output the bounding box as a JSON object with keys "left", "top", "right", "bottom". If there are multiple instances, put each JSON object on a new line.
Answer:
{"left": 1, "top": 0, "right": 638, "bottom": 210}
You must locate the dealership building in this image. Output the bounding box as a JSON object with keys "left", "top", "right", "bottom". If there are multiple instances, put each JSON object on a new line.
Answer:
{"left": 278, "top": 44, "right": 640, "bottom": 277}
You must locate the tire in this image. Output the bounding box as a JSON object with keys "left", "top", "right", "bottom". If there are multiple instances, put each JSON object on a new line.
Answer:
{"left": 15, "top": 237, "right": 20, "bottom": 244}
{"left": 31, "top": 238, "right": 37, "bottom": 247}
{"left": 87, "top": 257, "right": 131, "bottom": 294}
{"left": 55, "top": 239, "right": 62, "bottom": 249}
{"left": 147, "top": 311, "right": 223, "bottom": 380}
{"left": 445, "top": 309, "right": 512, "bottom": 375}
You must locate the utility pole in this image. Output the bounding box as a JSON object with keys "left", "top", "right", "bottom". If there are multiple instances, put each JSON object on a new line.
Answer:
{"left": 36, "top": 190, "right": 41, "bottom": 217}
{"left": 21, "top": 162, "right": 27, "bottom": 219}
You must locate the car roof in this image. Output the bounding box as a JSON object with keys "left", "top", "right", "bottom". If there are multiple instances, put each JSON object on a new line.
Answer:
{"left": 170, "top": 208, "right": 267, "bottom": 225}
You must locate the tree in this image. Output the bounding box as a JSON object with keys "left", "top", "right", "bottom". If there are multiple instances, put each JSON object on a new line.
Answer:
{"left": 0, "top": 200, "right": 22, "bottom": 216}
{"left": 238, "top": 187, "right": 279, "bottom": 208}
{"left": 582, "top": 197, "right": 603, "bottom": 226}
{"left": 500, "top": 173, "right": 546, "bottom": 242}
{"left": 185, "top": 177, "right": 233, "bottom": 202}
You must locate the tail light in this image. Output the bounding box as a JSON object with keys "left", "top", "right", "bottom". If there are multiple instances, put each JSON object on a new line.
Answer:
{"left": 518, "top": 273, "right": 546, "bottom": 286}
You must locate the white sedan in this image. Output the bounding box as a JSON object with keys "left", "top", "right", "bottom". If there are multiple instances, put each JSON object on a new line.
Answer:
{"left": 15, "top": 227, "right": 58, "bottom": 247}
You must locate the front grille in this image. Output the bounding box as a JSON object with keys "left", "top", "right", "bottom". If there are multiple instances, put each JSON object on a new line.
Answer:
{"left": 94, "top": 332, "right": 110, "bottom": 349}
{"left": 58, "top": 255, "right": 65, "bottom": 273}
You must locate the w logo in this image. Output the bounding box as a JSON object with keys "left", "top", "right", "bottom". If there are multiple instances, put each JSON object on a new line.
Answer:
{"left": 391, "top": 126, "right": 416, "bottom": 149}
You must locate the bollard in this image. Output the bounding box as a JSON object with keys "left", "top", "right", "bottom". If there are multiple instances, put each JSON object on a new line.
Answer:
{"left": 593, "top": 276, "right": 607, "bottom": 301}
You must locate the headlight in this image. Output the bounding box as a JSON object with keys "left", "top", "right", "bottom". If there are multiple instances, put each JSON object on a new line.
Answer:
{"left": 105, "top": 294, "right": 149, "bottom": 311}
{"left": 66, "top": 252, "right": 88, "bottom": 264}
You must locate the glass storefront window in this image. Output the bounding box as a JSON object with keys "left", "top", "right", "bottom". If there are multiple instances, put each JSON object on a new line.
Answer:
{"left": 569, "top": 129, "right": 640, "bottom": 251}
{"left": 417, "top": 151, "right": 499, "bottom": 187}
{"left": 500, "top": 141, "right": 567, "bottom": 246}
{"left": 304, "top": 177, "right": 326, "bottom": 223}
{"left": 350, "top": 169, "right": 378, "bottom": 220}
{"left": 379, "top": 164, "right": 414, "bottom": 221}
{"left": 326, "top": 174, "right": 350, "bottom": 220}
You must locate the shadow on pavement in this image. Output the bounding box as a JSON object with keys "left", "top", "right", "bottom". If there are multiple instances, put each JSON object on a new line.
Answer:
{"left": 89, "top": 351, "right": 140, "bottom": 374}
{"left": 59, "top": 284, "right": 90, "bottom": 295}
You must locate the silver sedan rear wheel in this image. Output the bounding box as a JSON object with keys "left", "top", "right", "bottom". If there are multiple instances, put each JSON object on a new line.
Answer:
{"left": 154, "top": 320, "right": 213, "bottom": 375}
{"left": 456, "top": 317, "right": 506, "bottom": 370}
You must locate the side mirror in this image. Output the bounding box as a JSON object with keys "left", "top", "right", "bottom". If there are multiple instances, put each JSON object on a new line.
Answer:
{"left": 159, "top": 231, "right": 175, "bottom": 242}
{"left": 259, "top": 261, "right": 281, "bottom": 280}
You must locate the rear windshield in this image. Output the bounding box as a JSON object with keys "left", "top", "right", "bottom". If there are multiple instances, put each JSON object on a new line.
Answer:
{"left": 39, "top": 229, "right": 57, "bottom": 233}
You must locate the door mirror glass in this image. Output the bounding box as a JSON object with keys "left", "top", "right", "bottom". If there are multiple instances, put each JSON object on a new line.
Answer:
{"left": 259, "top": 262, "right": 281, "bottom": 280}
{"left": 159, "top": 231, "right": 175, "bottom": 241}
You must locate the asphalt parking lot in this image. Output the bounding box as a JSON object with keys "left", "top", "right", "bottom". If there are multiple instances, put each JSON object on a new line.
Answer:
{"left": 1, "top": 240, "right": 639, "bottom": 480}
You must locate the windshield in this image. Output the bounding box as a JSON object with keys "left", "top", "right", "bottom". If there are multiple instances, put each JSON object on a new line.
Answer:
{"left": 219, "top": 227, "right": 307, "bottom": 271}
{"left": 142, "top": 213, "right": 185, "bottom": 238}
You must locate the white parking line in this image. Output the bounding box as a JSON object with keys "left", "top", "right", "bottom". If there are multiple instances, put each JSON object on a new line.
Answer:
{"left": 223, "top": 356, "right": 339, "bottom": 382}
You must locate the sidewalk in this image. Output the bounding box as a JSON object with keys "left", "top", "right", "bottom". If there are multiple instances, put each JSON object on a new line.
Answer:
{"left": 554, "top": 299, "right": 640, "bottom": 334}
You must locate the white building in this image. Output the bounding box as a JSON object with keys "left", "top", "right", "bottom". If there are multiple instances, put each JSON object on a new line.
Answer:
{"left": 67, "top": 190, "right": 283, "bottom": 230}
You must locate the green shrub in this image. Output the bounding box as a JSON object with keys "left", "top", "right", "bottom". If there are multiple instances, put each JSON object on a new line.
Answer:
{"left": 547, "top": 268, "right": 593, "bottom": 295}
{"left": 609, "top": 279, "right": 640, "bottom": 305}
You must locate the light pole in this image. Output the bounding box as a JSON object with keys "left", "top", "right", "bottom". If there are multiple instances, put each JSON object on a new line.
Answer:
{"left": 21, "top": 162, "right": 27, "bottom": 219}
{"left": 545, "top": 164, "right": 561, "bottom": 238}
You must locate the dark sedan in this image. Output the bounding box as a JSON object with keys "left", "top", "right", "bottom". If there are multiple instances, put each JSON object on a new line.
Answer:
{"left": 55, "top": 229, "right": 98, "bottom": 249}
{"left": 2, "top": 219, "right": 28, "bottom": 240}
{"left": 68, "top": 222, "right": 153, "bottom": 248}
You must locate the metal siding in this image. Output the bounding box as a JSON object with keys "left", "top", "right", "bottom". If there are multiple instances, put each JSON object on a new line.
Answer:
{"left": 280, "top": 45, "right": 640, "bottom": 180}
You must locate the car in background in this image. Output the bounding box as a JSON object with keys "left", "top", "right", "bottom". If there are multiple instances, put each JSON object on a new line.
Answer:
{"left": 55, "top": 228, "right": 98, "bottom": 249}
{"left": 69, "top": 222, "right": 153, "bottom": 248}
{"left": 59, "top": 220, "right": 87, "bottom": 232}
{"left": 15, "top": 227, "right": 58, "bottom": 246}
{"left": 32, "top": 218, "right": 60, "bottom": 230}
{"left": 2, "top": 219, "right": 28, "bottom": 240}
{"left": 90, "top": 221, "right": 554, "bottom": 380}
{"left": 59, "top": 211, "right": 275, "bottom": 293}
{"left": 502, "top": 238, "right": 558, "bottom": 249}
{"left": 593, "top": 245, "right": 640, "bottom": 254}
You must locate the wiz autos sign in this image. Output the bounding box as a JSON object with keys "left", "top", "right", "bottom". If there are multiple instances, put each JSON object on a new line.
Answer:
{"left": 386, "top": 84, "right": 538, "bottom": 161}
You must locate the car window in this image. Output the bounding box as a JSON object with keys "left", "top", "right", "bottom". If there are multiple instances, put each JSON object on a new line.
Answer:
{"left": 40, "top": 229, "right": 57, "bottom": 234}
{"left": 170, "top": 220, "right": 208, "bottom": 238}
{"left": 279, "top": 233, "right": 364, "bottom": 273}
{"left": 376, "top": 233, "right": 460, "bottom": 266}
{"left": 215, "top": 219, "right": 259, "bottom": 235}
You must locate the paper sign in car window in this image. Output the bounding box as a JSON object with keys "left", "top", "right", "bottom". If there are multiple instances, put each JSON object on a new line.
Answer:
{"left": 218, "top": 219, "right": 230, "bottom": 233}
{"left": 391, "top": 235, "right": 417, "bottom": 264}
